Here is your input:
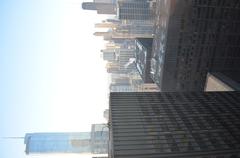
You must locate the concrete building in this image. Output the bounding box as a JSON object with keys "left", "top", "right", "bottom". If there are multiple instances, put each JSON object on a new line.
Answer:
{"left": 109, "top": 91, "right": 240, "bottom": 158}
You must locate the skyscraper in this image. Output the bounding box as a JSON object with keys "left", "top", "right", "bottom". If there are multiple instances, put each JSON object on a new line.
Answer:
{"left": 135, "top": 38, "right": 154, "bottom": 83}
{"left": 117, "top": 1, "right": 154, "bottom": 21}
{"left": 91, "top": 124, "right": 108, "bottom": 154}
{"left": 25, "top": 125, "right": 109, "bottom": 154}
{"left": 101, "top": 49, "right": 116, "bottom": 62}
{"left": 24, "top": 132, "right": 91, "bottom": 154}
{"left": 82, "top": 2, "right": 116, "bottom": 15}
{"left": 94, "top": 0, "right": 116, "bottom": 3}
{"left": 150, "top": 0, "right": 240, "bottom": 91}
{"left": 95, "top": 20, "right": 154, "bottom": 38}
{"left": 109, "top": 91, "right": 240, "bottom": 158}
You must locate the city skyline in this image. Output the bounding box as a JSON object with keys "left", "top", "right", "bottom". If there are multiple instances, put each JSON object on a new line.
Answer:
{"left": 2, "top": 0, "right": 240, "bottom": 158}
{"left": 0, "top": 0, "right": 110, "bottom": 158}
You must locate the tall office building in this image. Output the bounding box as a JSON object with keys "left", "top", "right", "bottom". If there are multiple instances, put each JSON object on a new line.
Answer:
{"left": 117, "top": 1, "right": 154, "bottom": 21}
{"left": 109, "top": 83, "right": 135, "bottom": 92}
{"left": 109, "top": 91, "right": 240, "bottom": 158}
{"left": 111, "top": 73, "right": 130, "bottom": 85}
{"left": 150, "top": 0, "right": 240, "bottom": 91}
{"left": 25, "top": 125, "right": 109, "bottom": 155}
{"left": 91, "top": 124, "right": 108, "bottom": 154}
{"left": 95, "top": 20, "right": 154, "bottom": 38}
{"left": 101, "top": 49, "right": 116, "bottom": 62}
{"left": 109, "top": 74, "right": 135, "bottom": 92}
{"left": 94, "top": 0, "right": 116, "bottom": 4}
{"left": 117, "top": 48, "right": 136, "bottom": 72}
{"left": 135, "top": 38, "right": 154, "bottom": 83}
{"left": 24, "top": 132, "right": 91, "bottom": 154}
{"left": 82, "top": 2, "right": 116, "bottom": 14}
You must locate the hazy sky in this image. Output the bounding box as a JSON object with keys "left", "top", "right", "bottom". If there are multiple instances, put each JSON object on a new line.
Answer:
{"left": 0, "top": 0, "right": 109, "bottom": 157}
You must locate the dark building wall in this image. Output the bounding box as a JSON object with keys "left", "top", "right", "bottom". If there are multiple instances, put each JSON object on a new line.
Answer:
{"left": 109, "top": 91, "right": 240, "bottom": 158}
{"left": 152, "top": 0, "right": 240, "bottom": 91}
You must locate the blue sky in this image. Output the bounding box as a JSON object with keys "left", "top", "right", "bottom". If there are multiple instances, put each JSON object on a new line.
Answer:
{"left": 0, "top": 0, "right": 109, "bottom": 157}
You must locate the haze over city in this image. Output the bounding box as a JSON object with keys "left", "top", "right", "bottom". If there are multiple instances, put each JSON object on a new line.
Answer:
{"left": 1, "top": 0, "right": 240, "bottom": 158}
{"left": 1, "top": 0, "right": 110, "bottom": 157}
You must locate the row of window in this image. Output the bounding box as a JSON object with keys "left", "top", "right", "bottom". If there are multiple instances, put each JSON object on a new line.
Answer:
{"left": 192, "top": 0, "right": 240, "bottom": 8}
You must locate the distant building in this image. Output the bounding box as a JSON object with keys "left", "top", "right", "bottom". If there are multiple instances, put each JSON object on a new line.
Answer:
{"left": 117, "top": 1, "right": 154, "bottom": 21}
{"left": 101, "top": 49, "right": 116, "bottom": 62}
{"left": 24, "top": 132, "right": 91, "bottom": 154}
{"left": 111, "top": 73, "right": 130, "bottom": 85}
{"left": 91, "top": 124, "right": 108, "bottom": 154}
{"left": 25, "top": 125, "right": 109, "bottom": 154}
{"left": 117, "top": 48, "right": 135, "bottom": 72}
{"left": 109, "top": 83, "right": 135, "bottom": 92}
{"left": 103, "top": 109, "right": 109, "bottom": 121}
{"left": 95, "top": 20, "right": 154, "bottom": 39}
{"left": 135, "top": 83, "right": 160, "bottom": 92}
{"left": 109, "top": 91, "right": 240, "bottom": 158}
{"left": 135, "top": 38, "right": 154, "bottom": 83}
{"left": 82, "top": 2, "right": 116, "bottom": 15}
{"left": 94, "top": 0, "right": 116, "bottom": 4}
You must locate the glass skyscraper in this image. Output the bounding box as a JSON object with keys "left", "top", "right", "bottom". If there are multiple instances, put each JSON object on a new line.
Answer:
{"left": 24, "top": 132, "right": 91, "bottom": 154}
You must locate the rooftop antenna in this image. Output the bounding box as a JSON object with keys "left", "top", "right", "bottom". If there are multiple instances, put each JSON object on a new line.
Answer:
{"left": 1, "top": 136, "right": 24, "bottom": 139}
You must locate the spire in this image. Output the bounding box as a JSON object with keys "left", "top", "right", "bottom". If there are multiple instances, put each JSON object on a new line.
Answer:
{"left": 1, "top": 136, "right": 24, "bottom": 139}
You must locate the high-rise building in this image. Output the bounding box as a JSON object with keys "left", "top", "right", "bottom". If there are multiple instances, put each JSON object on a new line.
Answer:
{"left": 24, "top": 132, "right": 91, "bottom": 154}
{"left": 109, "top": 83, "right": 135, "bottom": 92}
{"left": 91, "top": 124, "right": 108, "bottom": 154}
{"left": 150, "top": 0, "right": 240, "bottom": 91}
{"left": 103, "top": 109, "right": 109, "bottom": 121}
{"left": 117, "top": 1, "right": 154, "bottom": 21}
{"left": 94, "top": 0, "right": 116, "bottom": 4}
{"left": 25, "top": 125, "right": 109, "bottom": 155}
{"left": 101, "top": 49, "right": 116, "bottom": 62}
{"left": 95, "top": 20, "right": 154, "bottom": 38}
{"left": 135, "top": 83, "right": 160, "bottom": 92}
{"left": 111, "top": 73, "right": 130, "bottom": 85}
{"left": 135, "top": 38, "right": 154, "bottom": 83}
{"left": 82, "top": 2, "right": 116, "bottom": 14}
{"left": 117, "top": 48, "right": 135, "bottom": 72}
{"left": 109, "top": 91, "right": 240, "bottom": 158}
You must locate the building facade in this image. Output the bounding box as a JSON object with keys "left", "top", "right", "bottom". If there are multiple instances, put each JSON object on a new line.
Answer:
{"left": 91, "top": 124, "right": 109, "bottom": 154}
{"left": 82, "top": 2, "right": 116, "bottom": 14}
{"left": 151, "top": 0, "right": 240, "bottom": 91}
{"left": 117, "top": 1, "right": 154, "bottom": 21}
{"left": 135, "top": 38, "right": 154, "bottom": 83}
{"left": 25, "top": 125, "right": 109, "bottom": 154}
{"left": 109, "top": 91, "right": 240, "bottom": 158}
{"left": 24, "top": 132, "right": 91, "bottom": 154}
